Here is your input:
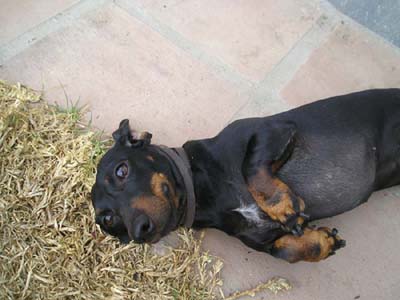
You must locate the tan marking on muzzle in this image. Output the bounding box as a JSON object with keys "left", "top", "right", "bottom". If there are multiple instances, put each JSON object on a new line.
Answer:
{"left": 130, "top": 195, "right": 169, "bottom": 222}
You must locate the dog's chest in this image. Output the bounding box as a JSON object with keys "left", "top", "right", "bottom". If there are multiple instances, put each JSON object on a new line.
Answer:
{"left": 233, "top": 203, "right": 266, "bottom": 226}
{"left": 224, "top": 178, "right": 270, "bottom": 228}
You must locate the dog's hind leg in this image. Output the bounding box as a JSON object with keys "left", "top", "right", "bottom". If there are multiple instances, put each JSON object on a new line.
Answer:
{"left": 243, "top": 120, "right": 308, "bottom": 235}
{"left": 269, "top": 226, "right": 346, "bottom": 263}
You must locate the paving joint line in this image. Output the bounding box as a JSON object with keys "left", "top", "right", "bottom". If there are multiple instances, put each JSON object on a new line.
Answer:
{"left": 229, "top": 9, "right": 339, "bottom": 122}
{"left": 320, "top": 0, "right": 400, "bottom": 55}
{"left": 114, "top": 0, "right": 254, "bottom": 92}
{"left": 0, "top": 0, "right": 110, "bottom": 65}
{"left": 229, "top": 0, "right": 400, "bottom": 122}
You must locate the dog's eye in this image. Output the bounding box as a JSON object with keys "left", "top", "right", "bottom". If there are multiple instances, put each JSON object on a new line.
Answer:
{"left": 115, "top": 162, "right": 129, "bottom": 179}
{"left": 161, "top": 183, "right": 170, "bottom": 196}
{"left": 103, "top": 214, "right": 114, "bottom": 227}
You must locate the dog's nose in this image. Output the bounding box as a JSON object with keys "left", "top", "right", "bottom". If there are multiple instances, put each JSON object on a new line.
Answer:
{"left": 132, "top": 214, "right": 155, "bottom": 243}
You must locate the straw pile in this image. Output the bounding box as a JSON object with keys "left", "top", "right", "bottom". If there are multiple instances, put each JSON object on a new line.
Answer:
{"left": 0, "top": 80, "right": 291, "bottom": 300}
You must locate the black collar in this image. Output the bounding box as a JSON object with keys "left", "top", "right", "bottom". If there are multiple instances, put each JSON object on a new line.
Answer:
{"left": 157, "top": 146, "right": 196, "bottom": 228}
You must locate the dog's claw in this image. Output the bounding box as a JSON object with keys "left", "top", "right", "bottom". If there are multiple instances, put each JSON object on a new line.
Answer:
{"left": 320, "top": 227, "right": 346, "bottom": 251}
{"left": 285, "top": 210, "right": 309, "bottom": 236}
{"left": 283, "top": 214, "right": 306, "bottom": 236}
{"left": 291, "top": 224, "right": 304, "bottom": 236}
{"left": 331, "top": 228, "right": 338, "bottom": 236}
{"left": 337, "top": 239, "right": 346, "bottom": 248}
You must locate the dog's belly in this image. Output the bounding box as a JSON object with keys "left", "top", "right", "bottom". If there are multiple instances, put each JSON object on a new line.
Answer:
{"left": 277, "top": 134, "right": 377, "bottom": 220}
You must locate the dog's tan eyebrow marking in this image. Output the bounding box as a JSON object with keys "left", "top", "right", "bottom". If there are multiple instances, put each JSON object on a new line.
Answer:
{"left": 146, "top": 155, "right": 155, "bottom": 162}
{"left": 150, "top": 172, "right": 179, "bottom": 207}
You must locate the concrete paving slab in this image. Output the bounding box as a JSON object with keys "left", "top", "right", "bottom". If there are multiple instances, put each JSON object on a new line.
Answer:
{"left": 0, "top": 3, "right": 246, "bottom": 146}
{"left": 0, "top": 0, "right": 79, "bottom": 46}
{"left": 282, "top": 22, "right": 400, "bottom": 107}
{"left": 229, "top": 10, "right": 340, "bottom": 121}
{"left": 126, "top": 0, "right": 322, "bottom": 82}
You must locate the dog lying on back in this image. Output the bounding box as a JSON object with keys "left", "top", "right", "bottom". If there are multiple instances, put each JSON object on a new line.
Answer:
{"left": 91, "top": 89, "right": 400, "bottom": 263}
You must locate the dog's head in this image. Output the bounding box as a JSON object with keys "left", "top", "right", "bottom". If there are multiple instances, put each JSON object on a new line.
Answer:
{"left": 91, "top": 120, "right": 187, "bottom": 244}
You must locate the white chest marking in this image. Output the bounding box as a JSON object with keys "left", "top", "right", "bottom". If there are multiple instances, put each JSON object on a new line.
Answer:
{"left": 233, "top": 203, "right": 264, "bottom": 226}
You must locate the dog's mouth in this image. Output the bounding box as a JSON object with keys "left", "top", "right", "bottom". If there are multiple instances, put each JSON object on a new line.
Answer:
{"left": 127, "top": 231, "right": 162, "bottom": 244}
{"left": 146, "top": 232, "right": 162, "bottom": 244}
{"left": 93, "top": 194, "right": 182, "bottom": 244}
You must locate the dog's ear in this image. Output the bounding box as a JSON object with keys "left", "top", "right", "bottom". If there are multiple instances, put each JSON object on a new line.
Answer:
{"left": 112, "top": 119, "right": 132, "bottom": 144}
{"left": 112, "top": 119, "right": 152, "bottom": 147}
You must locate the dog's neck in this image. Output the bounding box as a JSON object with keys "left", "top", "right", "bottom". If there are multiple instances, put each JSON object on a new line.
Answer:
{"left": 182, "top": 139, "right": 283, "bottom": 236}
{"left": 182, "top": 139, "right": 235, "bottom": 230}
{"left": 156, "top": 146, "right": 196, "bottom": 228}
{"left": 156, "top": 142, "right": 225, "bottom": 229}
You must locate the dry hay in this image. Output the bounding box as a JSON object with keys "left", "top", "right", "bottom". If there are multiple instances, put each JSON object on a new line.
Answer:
{"left": 0, "top": 81, "right": 291, "bottom": 300}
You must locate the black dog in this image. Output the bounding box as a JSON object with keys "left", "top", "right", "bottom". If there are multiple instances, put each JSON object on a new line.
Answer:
{"left": 91, "top": 89, "right": 400, "bottom": 263}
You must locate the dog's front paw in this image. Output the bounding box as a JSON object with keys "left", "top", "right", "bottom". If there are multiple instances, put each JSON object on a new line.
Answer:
{"left": 284, "top": 211, "right": 310, "bottom": 236}
{"left": 318, "top": 227, "right": 346, "bottom": 256}
{"left": 248, "top": 176, "right": 309, "bottom": 236}
{"left": 269, "top": 191, "right": 308, "bottom": 236}
{"left": 271, "top": 226, "right": 346, "bottom": 263}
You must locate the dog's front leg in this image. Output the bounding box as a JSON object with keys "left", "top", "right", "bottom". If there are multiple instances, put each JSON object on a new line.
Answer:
{"left": 247, "top": 168, "right": 308, "bottom": 235}
{"left": 269, "top": 227, "right": 346, "bottom": 263}
{"left": 243, "top": 121, "right": 308, "bottom": 235}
